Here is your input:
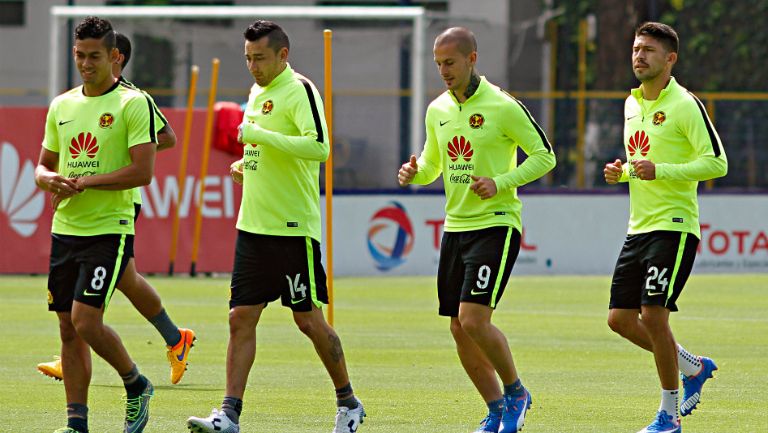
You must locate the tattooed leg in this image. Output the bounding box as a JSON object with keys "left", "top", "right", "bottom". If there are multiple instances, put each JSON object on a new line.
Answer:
{"left": 293, "top": 305, "right": 350, "bottom": 387}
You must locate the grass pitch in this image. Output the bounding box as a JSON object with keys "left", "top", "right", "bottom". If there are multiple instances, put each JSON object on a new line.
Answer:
{"left": 1, "top": 274, "right": 766, "bottom": 432}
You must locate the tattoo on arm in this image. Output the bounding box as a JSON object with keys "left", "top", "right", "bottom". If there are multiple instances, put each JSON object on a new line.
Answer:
{"left": 464, "top": 71, "right": 481, "bottom": 100}
{"left": 328, "top": 333, "right": 345, "bottom": 363}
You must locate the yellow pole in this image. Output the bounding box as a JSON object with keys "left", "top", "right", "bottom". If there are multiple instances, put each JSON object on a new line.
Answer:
{"left": 576, "top": 19, "right": 587, "bottom": 189}
{"left": 168, "top": 65, "right": 199, "bottom": 276}
{"left": 323, "top": 29, "right": 335, "bottom": 327}
{"left": 705, "top": 99, "right": 716, "bottom": 190}
{"left": 190, "top": 58, "right": 220, "bottom": 276}
{"left": 546, "top": 19, "right": 558, "bottom": 185}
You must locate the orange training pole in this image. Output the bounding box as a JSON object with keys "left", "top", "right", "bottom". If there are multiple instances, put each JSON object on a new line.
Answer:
{"left": 168, "top": 65, "right": 199, "bottom": 276}
{"left": 190, "top": 58, "right": 220, "bottom": 276}
{"left": 323, "top": 29, "right": 334, "bottom": 326}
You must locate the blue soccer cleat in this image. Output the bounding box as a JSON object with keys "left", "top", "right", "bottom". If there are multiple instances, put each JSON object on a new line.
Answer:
{"left": 681, "top": 357, "right": 718, "bottom": 416}
{"left": 124, "top": 377, "right": 154, "bottom": 433}
{"left": 499, "top": 389, "right": 532, "bottom": 432}
{"left": 473, "top": 414, "right": 502, "bottom": 433}
{"left": 637, "top": 410, "right": 681, "bottom": 433}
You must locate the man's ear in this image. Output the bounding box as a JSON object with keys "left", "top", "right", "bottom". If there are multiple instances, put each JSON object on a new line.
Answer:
{"left": 667, "top": 51, "right": 678, "bottom": 67}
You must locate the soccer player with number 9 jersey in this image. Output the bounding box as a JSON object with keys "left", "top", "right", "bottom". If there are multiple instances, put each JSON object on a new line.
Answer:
{"left": 398, "top": 27, "right": 555, "bottom": 433}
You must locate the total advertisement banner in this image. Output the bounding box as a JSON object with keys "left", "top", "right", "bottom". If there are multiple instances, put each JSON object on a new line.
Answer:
{"left": 335, "top": 194, "right": 768, "bottom": 276}
{"left": 1, "top": 107, "right": 766, "bottom": 275}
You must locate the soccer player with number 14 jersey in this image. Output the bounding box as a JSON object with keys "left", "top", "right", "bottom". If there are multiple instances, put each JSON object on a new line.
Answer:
{"left": 186, "top": 20, "right": 364, "bottom": 433}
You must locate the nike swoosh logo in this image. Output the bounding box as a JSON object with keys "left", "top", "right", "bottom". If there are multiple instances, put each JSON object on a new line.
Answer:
{"left": 176, "top": 335, "right": 187, "bottom": 361}
{"left": 646, "top": 291, "right": 664, "bottom": 296}
{"left": 291, "top": 297, "right": 305, "bottom": 304}
{"left": 625, "top": 115, "right": 639, "bottom": 120}
{"left": 58, "top": 120, "right": 74, "bottom": 125}
{"left": 470, "top": 289, "right": 487, "bottom": 295}
{"left": 82, "top": 291, "right": 101, "bottom": 297}
{"left": 439, "top": 120, "right": 451, "bottom": 126}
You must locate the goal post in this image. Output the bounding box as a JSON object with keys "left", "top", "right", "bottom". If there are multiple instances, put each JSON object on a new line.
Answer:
{"left": 49, "top": 5, "right": 427, "bottom": 158}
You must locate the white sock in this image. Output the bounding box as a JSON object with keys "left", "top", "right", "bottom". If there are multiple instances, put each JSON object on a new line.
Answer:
{"left": 677, "top": 344, "right": 703, "bottom": 377}
{"left": 659, "top": 389, "right": 680, "bottom": 421}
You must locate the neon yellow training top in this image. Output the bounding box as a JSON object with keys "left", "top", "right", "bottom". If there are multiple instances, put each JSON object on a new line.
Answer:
{"left": 42, "top": 81, "right": 157, "bottom": 235}
{"left": 119, "top": 76, "right": 167, "bottom": 206}
{"left": 619, "top": 77, "right": 728, "bottom": 238}
{"left": 238, "top": 64, "right": 330, "bottom": 241}
{"left": 412, "top": 76, "right": 556, "bottom": 232}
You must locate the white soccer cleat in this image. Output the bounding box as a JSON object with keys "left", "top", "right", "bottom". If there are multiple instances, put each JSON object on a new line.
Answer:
{"left": 333, "top": 398, "right": 366, "bottom": 433}
{"left": 187, "top": 408, "right": 239, "bottom": 433}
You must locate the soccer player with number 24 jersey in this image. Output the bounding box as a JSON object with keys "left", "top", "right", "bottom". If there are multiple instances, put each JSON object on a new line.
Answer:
{"left": 604, "top": 22, "right": 727, "bottom": 433}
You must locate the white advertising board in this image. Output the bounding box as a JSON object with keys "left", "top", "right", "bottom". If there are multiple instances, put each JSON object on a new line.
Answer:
{"left": 324, "top": 194, "right": 768, "bottom": 276}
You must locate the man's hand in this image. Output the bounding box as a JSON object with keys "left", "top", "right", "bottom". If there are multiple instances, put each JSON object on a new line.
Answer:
{"left": 604, "top": 159, "right": 623, "bottom": 184}
{"left": 38, "top": 172, "right": 81, "bottom": 195}
{"left": 51, "top": 193, "right": 65, "bottom": 211}
{"left": 230, "top": 159, "right": 244, "bottom": 185}
{"left": 632, "top": 159, "right": 656, "bottom": 180}
{"left": 469, "top": 175, "right": 498, "bottom": 200}
{"left": 398, "top": 155, "right": 418, "bottom": 186}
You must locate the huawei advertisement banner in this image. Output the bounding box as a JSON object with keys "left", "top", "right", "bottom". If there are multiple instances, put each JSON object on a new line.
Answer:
{"left": 1, "top": 107, "right": 766, "bottom": 275}
{"left": 0, "top": 107, "right": 242, "bottom": 274}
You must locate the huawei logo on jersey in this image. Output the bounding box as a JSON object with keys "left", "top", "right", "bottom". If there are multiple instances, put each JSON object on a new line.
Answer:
{"left": 447, "top": 136, "right": 473, "bottom": 162}
{"left": 69, "top": 132, "right": 99, "bottom": 159}
{"left": 628, "top": 130, "right": 650, "bottom": 157}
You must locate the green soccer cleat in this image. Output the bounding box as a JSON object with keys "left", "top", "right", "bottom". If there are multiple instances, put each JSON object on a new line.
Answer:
{"left": 124, "top": 378, "right": 154, "bottom": 433}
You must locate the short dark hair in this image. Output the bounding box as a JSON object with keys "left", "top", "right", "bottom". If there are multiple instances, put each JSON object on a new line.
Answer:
{"left": 74, "top": 16, "right": 116, "bottom": 51}
{"left": 115, "top": 32, "right": 132, "bottom": 69}
{"left": 244, "top": 20, "right": 290, "bottom": 52}
{"left": 635, "top": 22, "right": 679, "bottom": 53}
{"left": 435, "top": 27, "right": 477, "bottom": 56}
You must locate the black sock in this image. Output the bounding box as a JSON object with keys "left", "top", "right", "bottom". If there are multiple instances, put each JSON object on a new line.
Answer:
{"left": 335, "top": 383, "right": 358, "bottom": 409}
{"left": 123, "top": 370, "right": 148, "bottom": 399}
{"left": 149, "top": 309, "right": 182, "bottom": 347}
{"left": 221, "top": 396, "right": 242, "bottom": 424}
{"left": 67, "top": 403, "right": 89, "bottom": 433}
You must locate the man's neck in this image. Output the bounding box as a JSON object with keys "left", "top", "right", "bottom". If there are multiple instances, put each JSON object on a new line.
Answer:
{"left": 454, "top": 71, "right": 481, "bottom": 103}
{"left": 640, "top": 73, "right": 671, "bottom": 100}
{"left": 83, "top": 76, "right": 117, "bottom": 97}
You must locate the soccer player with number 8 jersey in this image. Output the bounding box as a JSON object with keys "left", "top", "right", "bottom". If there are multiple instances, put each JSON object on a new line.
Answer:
{"left": 604, "top": 22, "right": 727, "bottom": 433}
{"left": 35, "top": 16, "right": 157, "bottom": 433}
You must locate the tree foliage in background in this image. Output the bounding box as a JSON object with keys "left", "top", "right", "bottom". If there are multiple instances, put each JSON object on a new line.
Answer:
{"left": 548, "top": 0, "right": 767, "bottom": 189}
{"left": 553, "top": 0, "right": 768, "bottom": 92}
{"left": 662, "top": 0, "right": 768, "bottom": 92}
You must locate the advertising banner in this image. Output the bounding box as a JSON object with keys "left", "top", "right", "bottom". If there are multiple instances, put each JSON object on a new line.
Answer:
{"left": 2, "top": 107, "right": 766, "bottom": 275}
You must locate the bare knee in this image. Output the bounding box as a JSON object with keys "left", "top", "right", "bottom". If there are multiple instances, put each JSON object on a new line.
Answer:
{"left": 607, "top": 315, "right": 626, "bottom": 335}
{"left": 58, "top": 315, "right": 79, "bottom": 343}
{"left": 449, "top": 317, "right": 464, "bottom": 338}
{"left": 293, "top": 314, "right": 318, "bottom": 336}
{"left": 607, "top": 310, "right": 636, "bottom": 336}
{"left": 228, "top": 306, "right": 259, "bottom": 337}
{"left": 70, "top": 314, "right": 101, "bottom": 342}
{"left": 640, "top": 312, "right": 670, "bottom": 336}
{"left": 457, "top": 314, "right": 487, "bottom": 339}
